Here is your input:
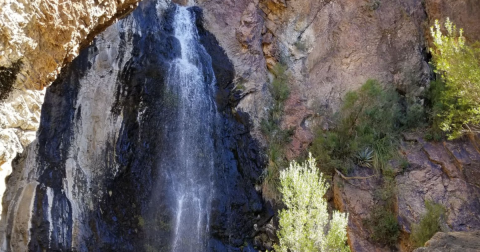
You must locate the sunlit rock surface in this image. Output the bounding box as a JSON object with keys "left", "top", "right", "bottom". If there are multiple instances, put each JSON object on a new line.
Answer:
{"left": 0, "top": 0, "right": 140, "bottom": 90}
{"left": 0, "top": 1, "right": 269, "bottom": 251}
{"left": 414, "top": 231, "right": 480, "bottom": 252}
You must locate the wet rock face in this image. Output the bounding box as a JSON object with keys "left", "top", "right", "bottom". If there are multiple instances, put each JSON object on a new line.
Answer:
{"left": 0, "top": 1, "right": 267, "bottom": 251}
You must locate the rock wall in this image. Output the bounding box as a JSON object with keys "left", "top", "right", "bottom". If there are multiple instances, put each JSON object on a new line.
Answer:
{"left": 414, "top": 231, "right": 480, "bottom": 252}
{"left": 0, "top": 1, "right": 269, "bottom": 251}
{"left": 425, "top": 0, "right": 480, "bottom": 42}
{"left": 333, "top": 134, "right": 480, "bottom": 251}
{"left": 197, "top": 0, "right": 432, "bottom": 158}
{"left": 0, "top": 0, "right": 140, "bottom": 91}
{"left": 194, "top": 1, "right": 480, "bottom": 251}
{"left": 0, "top": 0, "right": 141, "bottom": 225}
{"left": 1, "top": 0, "right": 480, "bottom": 251}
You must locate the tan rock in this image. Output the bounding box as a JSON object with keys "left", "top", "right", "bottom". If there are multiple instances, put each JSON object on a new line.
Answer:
{"left": 414, "top": 231, "right": 480, "bottom": 252}
{"left": 0, "top": 0, "right": 140, "bottom": 91}
{"left": 423, "top": 142, "right": 462, "bottom": 179}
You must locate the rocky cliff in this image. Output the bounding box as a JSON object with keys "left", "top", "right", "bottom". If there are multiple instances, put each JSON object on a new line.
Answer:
{"left": 0, "top": 0, "right": 141, "bottom": 221}
{"left": 414, "top": 231, "right": 480, "bottom": 252}
{"left": 1, "top": 0, "right": 480, "bottom": 251}
{"left": 334, "top": 133, "right": 480, "bottom": 251}
{"left": 0, "top": 0, "right": 141, "bottom": 91}
{"left": 1, "top": 1, "right": 269, "bottom": 250}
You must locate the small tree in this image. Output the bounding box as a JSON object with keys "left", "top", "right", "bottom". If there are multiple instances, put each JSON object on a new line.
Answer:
{"left": 275, "top": 153, "right": 350, "bottom": 252}
{"left": 430, "top": 18, "right": 480, "bottom": 139}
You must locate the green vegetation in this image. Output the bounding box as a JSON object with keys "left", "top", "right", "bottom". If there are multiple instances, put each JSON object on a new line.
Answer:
{"left": 275, "top": 154, "right": 350, "bottom": 252}
{"left": 368, "top": 208, "right": 399, "bottom": 246}
{"left": 138, "top": 216, "right": 145, "bottom": 227}
{"left": 310, "top": 79, "right": 406, "bottom": 175}
{"left": 261, "top": 63, "right": 293, "bottom": 200}
{"left": 410, "top": 201, "right": 446, "bottom": 248}
{"left": 365, "top": 173, "right": 400, "bottom": 247}
{"left": 429, "top": 18, "right": 480, "bottom": 139}
{"left": 365, "top": 0, "right": 380, "bottom": 11}
{"left": 294, "top": 40, "right": 307, "bottom": 51}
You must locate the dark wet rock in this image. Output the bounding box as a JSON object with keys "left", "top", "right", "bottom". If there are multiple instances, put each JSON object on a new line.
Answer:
{"left": 0, "top": 1, "right": 267, "bottom": 251}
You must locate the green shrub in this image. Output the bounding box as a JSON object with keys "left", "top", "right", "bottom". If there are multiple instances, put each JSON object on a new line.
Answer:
{"left": 368, "top": 208, "right": 400, "bottom": 246}
{"left": 270, "top": 63, "right": 290, "bottom": 103}
{"left": 310, "top": 80, "right": 403, "bottom": 174}
{"left": 410, "top": 201, "right": 446, "bottom": 248}
{"left": 365, "top": 176, "right": 399, "bottom": 247}
{"left": 261, "top": 63, "right": 293, "bottom": 200}
{"left": 275, "top": 154, "right": 350, "bottom": 252}
{"left": 429, "top": 18, "right": 480, "bottom": 139}
{"left": 403, "top": 100, "right": 427, "bottom": 129}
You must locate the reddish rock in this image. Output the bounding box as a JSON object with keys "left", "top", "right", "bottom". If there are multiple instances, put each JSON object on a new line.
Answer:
{"left": 397, "top": 136, "right": 480, "bottom": 251}
{"left": 425, "top": 0, "right": 480, "bottom": 43}
{"left": 423, "top": 142, "right": 462, "bottom": 179}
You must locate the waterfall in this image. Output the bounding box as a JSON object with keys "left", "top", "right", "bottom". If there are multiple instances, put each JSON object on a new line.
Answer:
{"left": 160, "top": 5, "right": 217, "bottom": 251}
{"left": 0, "top": 1, "right": 264, "bottom": 250}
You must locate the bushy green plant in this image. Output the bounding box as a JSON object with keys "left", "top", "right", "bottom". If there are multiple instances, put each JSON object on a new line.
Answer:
{"left": 275, "top": 153, "right": 350, "bottom": 252}
{"left": 368, "top": 208, "right": 399, "bottom": 246}
{"left": 261, "top": 63, "right": 293, "bottom": 200}
{"left": 429, "top": 18, "right": 480, "bottom": 139}
{"left": 310, "top": 80, "right": 402, "bottom": 174}
{"left": 410, "top": 201, "right": 446, "bottom": 248}
{"left": 365, "top": 175, "right": 400, "bottom": 247}
{"left": 403, "top": 100, "right": 427, "bottom": 129}
{"left": 270, "top": 63, "right": 290, "bottom": 103}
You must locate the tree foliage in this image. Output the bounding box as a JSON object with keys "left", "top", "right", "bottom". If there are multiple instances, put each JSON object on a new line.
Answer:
{"left": 275, "top": 153, "right": 350, "bottom": 252}
{"left": 430, "top": 18, "right": 480, "bottom": 139}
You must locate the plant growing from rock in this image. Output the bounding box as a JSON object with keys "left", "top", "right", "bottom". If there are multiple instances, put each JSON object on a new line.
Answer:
{"left": 410, "top": 201, "right": 446, "bottom": 248}
{"left": 364, "top": 173, "right": 400, "bottom": 247}
{"left": 261, "top": 63, "right": 294, "bottom": 200}
{"left": 310, "top": 79, "right": 403, "bottom": 175}
{"left": 356, "top": 147, "right": 374, "bottom": 168}
{"left": 275, "top": 153, "right": 350, "bottom": 252}
{"left": 429, "top": 18, "right": 480, "bottom": 139}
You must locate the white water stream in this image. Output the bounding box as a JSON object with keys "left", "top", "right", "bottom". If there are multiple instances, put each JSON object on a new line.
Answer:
{"left": 162, "top": 5, "right": 217, "bottom": 251}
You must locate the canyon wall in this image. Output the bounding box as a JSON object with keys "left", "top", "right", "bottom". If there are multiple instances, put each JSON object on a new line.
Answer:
{"left": 0, "top": 0, "right": 141, "bottom": 219}
{"left": 0, "top": 1, "right": 269, "bottom": 250}
{"left": 1, "top": 0, "right": 480, "bottom": 251}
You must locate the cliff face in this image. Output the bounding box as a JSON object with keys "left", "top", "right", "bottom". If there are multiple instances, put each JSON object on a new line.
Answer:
{"left": 0, "top": 0, "right": 140, "bottom": 91}
{"left": 0, "top": 0, "right": 141, "bottom": 222}
{"left": 1, "top": 1, "right": 268, "bottom": 250}
{"left": 197, "top": 0, "right": 431, "bottom": 158}
{"left": 333, "top": 134, "right": 480, "bottom": 251}
{"left": 195, "top": 0, "right": 480, "bottom": 250}
{"left": 1, "top": 0, "right": 480, "bottom": 251}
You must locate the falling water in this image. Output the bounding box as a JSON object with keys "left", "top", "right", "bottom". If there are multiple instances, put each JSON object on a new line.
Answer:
{"left": 160, "top": 5, "right": 217, "bottom": 252}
